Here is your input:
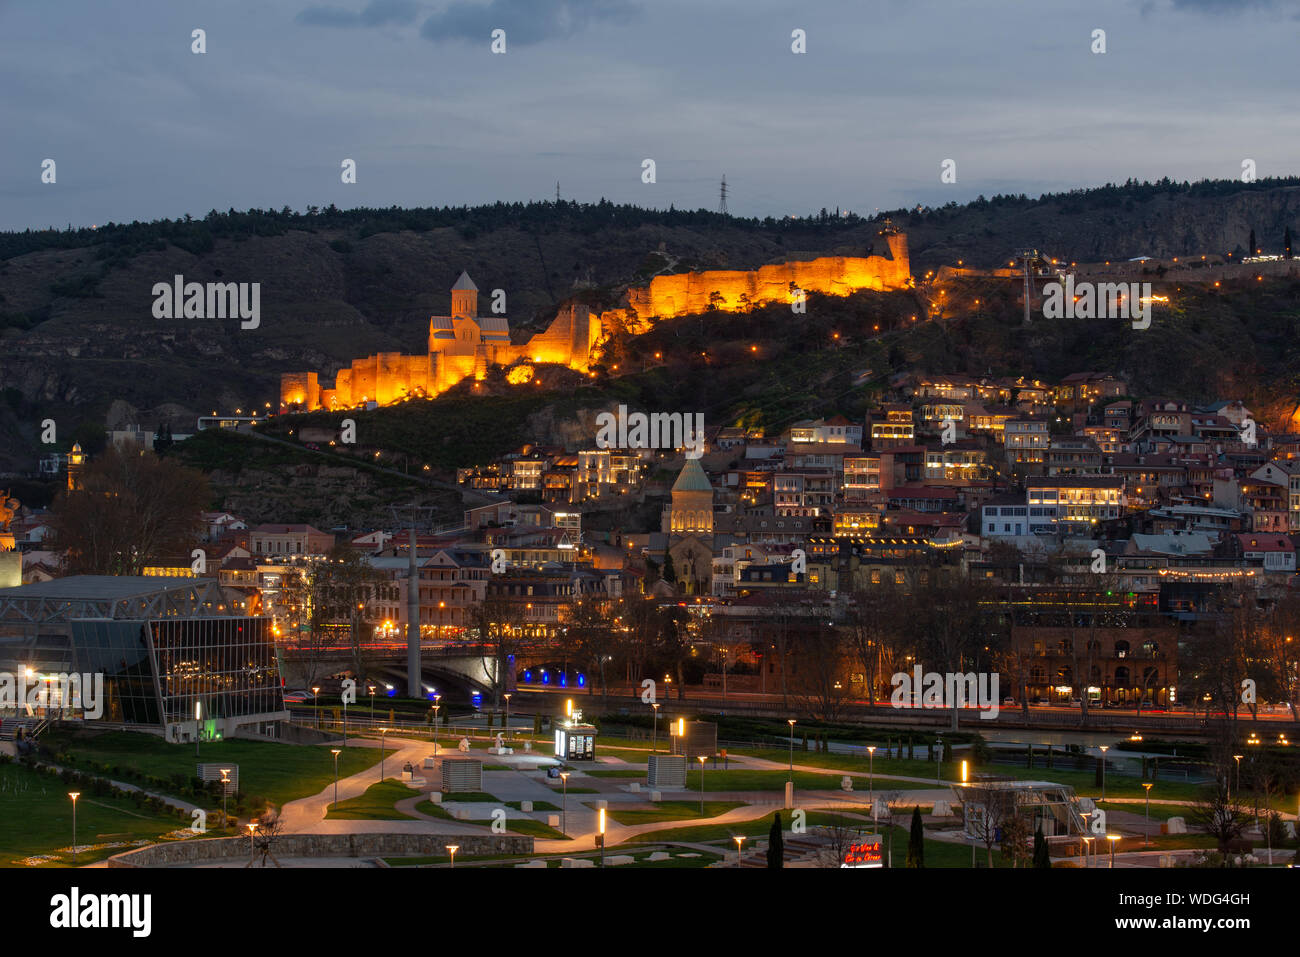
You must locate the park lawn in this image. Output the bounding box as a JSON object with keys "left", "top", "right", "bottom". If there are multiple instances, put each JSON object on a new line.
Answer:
{"left": 472, "top": 818, "right": 568, "bottom": 840}
{"left": 44, "top": 729, "right": 378, "bottom": 809}
{"left": 630, "top": 809, "right": 850, "bottom": 844}
{"left": 440, "top": 791, "right": 502, "bottom": 803}
{"left": 669, "top": 769, "right": 848, "bottom": 792}
{"left": 728, "top": 746, "right": 1208, "bottom": 801}
{"left": 593, "top": 800, "right": 745, "bottom": 826}
{"left": 413, "top": 800, "right": 454, "bottom": 819}
{"left": 383, "top": 852, "right": 524, "bottom": 866}
{"left": 325, "top": 780, "right": 418, "bottom": 820}
{"left": 0, "top": 763, "right": 192, "bottom": 867}
{"left": 506, "top": 800, "right": 560, "bottom": 812}
{"left": 1097, "top": 800, "right": 1198, "bottom": 821}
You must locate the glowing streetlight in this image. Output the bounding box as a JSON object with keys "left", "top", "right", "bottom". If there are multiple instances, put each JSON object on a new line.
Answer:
{"left": 598, "top": 807, "right": 606, "bottom": 868}
{"left": 734, "top": 835, "right": 745, "bottom": 860}
{"left": 68, "top": 792, "right": 80, "bottom": 865}
{"left": 446, "top": 844, "right": 459, "bottom": 868}
{"left": 312, "top": 686, "right": 321, "bottom": 730}
{"left": 219, "top": 768, "right": 231, "bottom": 828}
{"left": 331, "top": 748, "right": 342, "bottom": 810}
{"left": 698, "top": 755, "right": 708, "bottom": 816}
{"left": 787, "top": 719, "right": 796, "bottom": 782}
{"left": 1107, "top": 834, "right": 1120, "bottom": 868}
{"left": 1099, "top": 745, "right": 1109, "bottom": 801}
{"left": 503, "top": 693, "right": 512, "bottom": 746}
{"left": 651, "top": 702, "right": 660, "bottom": 753}
{"left": 559, "top": 772, "right": 570, "bottom": 835}
{"left": 379, "top": 727, "right": 389, "bottom": 781}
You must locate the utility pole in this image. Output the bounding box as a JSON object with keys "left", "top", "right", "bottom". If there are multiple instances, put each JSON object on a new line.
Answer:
{"left": 718, "top": 175, "right": 728, "bottom": 216}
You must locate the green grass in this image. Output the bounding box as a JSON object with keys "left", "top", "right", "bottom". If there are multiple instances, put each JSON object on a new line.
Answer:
{"left": 1097, "top": 800, "right": 1197, "bottom": 822}
{"left": 413, "top": 800, "right": 454, "bottom": 820}
{"left": 730, "top": 745, "right": 1213, "bottom": 801}
{"left": 586, "top": 770, "right": 646, "bottom": 779}
{"left": 547, "top": 786, "right": 599, "bottom": 794}
{"left": 439, "top": 791, "right": 501, "bottom": 803}
{"left": 0, "top": 763, "right": 192, "bottom": 867}
{"left": 594, "top": 800, "right": 745, "bottom": 826}
{"left": 669, "top": 769, "right": 849, "bottom": 792}
{"left": 44, "top": 729, "right": 378, "bottom": 809}
{"left": 325, "top": 780, "right": 417, "bottom": 820}
{"left": 632, "top": 809, "right": 852, "bottom": 844}
{"left": 506, "top": 800, "right": 560, "bottom": 812}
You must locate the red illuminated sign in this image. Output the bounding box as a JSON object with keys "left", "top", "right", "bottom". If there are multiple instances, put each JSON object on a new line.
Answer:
{"left": 843, "top": 838, "right": 883, "bottom": 868}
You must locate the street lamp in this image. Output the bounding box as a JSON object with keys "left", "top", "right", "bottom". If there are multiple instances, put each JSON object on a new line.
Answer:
{"left": 598, "top": 807, "right": 606, "bottom": 868}
{"left": 1107, "top": 834, "right": 1120, "bottom": 868}
{"left": 1082, "top": 835, "right": 1093, "bottom": 869}
{"left": 1142, "top": 782, "right": 1153, "bottom": 848}
{"left": 220, "top": 768, "right": 231, "bottom": 829}
{"left": 560, "top": 772, "right": 570, "bottom": 836}
{"left": 68, "top": 792, "right": 79, "bottom": 865}
{"left": 503, "top": 693, "right": 512, "bottom": 746}
{"left": 368, "top": 684, "right": 375, "bottom": 723}
{"left": 866, "top": 746, "right": 877, "bottom": 833}
{"left": 787, "top": 719, "right": 796, "bottom": 781}
{"left": 446, "top": 844, "right": 459, "bottom": 868}
{"left": 331, "top": 748, "right": 342, "bottom": 810}
{"left": 379, "top": 728, "right": 389, "bottom": 781}
{"left": 195, "top": 701, "right": 202, "bottom": 759}
{"left": 1099, "top": 745, "right": 1109, "bottom": 801}
{"left": 734, "top": 835, "right": 745, "bottom": 861}
{"left": 434, "top": 694, "right": 441, "bottom": 755}
{"left": 248, "top": 822, "right": 259, "bottom": 864}
{"left": 651, "top": 702, "right": 660, "bottom": 754}
{"left": 1232, "top": 754, "right": 1243, "bottom": 799}
{"left": 698, "top": 755, "right": 707, "bottom": 816}
{"left": 312, "top": 687, "right": 321, "bottom": 731}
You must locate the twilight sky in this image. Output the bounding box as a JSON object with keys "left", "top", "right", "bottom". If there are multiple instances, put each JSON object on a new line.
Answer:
{"left": 2, "top": 0, "right": 1297, "bottom": 230}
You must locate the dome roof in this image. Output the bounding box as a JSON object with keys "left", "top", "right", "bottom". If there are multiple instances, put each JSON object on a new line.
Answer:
{"left": 672, "top": 457, "right": 713, "bottom": 493}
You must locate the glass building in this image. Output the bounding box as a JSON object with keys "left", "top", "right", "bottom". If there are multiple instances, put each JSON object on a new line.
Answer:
{"left": 0, "top": 576, "right": 287, "bottom": 739}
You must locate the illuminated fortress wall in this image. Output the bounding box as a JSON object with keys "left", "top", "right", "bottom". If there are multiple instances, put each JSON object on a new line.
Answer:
{"left": 605, "top": 232, "right": 910, "bottom": 331}
{"left": 280, "top": 236, "right": 909, "bottom": 412}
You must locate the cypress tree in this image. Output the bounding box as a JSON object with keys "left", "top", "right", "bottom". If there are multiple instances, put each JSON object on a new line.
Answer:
{"left": 767, "top": 814, "right": 784, "bottom": 868}
{"left": 1249, "top": 228, "right": 1257, "bottom": 256}
{"left": 907, "top": 806, "right": 925, "bottom": 867}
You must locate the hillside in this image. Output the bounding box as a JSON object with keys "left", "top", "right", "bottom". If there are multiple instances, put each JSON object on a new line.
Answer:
{"left": 4, "top": 178, "right": 1300, "bottom": 477}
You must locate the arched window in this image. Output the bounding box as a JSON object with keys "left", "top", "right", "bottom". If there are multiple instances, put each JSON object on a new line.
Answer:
{"left": 1114, "top": 640, "right": 1130, "bottom": 659}
{"left": 1114, "top": 666, "right": 1130, "bottom": 686}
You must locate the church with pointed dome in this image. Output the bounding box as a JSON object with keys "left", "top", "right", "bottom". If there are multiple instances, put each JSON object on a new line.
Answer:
{"left": 278, "top": 270, "right": 603, "bottom": 411}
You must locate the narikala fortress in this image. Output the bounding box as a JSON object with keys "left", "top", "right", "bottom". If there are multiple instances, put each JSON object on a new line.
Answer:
{"left": 279, "top": 232, "right": 910, "bottom": 412}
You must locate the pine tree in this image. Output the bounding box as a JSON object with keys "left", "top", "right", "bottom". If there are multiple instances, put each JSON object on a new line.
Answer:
{"left": 907, "top": 806, "right": 925, "bottom": 867}
{"left": 1033, "top": 825, "right": 1052, "bottom": 868}
{"left": 1249, "top": 228, "right": 1257, "bottom": 256}
{"left": 662, "top": 551, "right": 677, "bottom": 584}
{"left": 767, "top": 814, "right": 784, "bottom": 868}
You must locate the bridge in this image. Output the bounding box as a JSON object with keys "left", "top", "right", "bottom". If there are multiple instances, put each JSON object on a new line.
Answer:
{"left": 275, "top": 639, "right": 558, "bottom": 706}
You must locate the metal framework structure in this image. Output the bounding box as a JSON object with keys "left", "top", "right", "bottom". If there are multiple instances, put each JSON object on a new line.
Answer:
{"left": 0, "top": 576, "right": 230, "bottom": 623}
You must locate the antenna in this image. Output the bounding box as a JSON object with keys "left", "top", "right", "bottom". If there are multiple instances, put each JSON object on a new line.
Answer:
{"left": 556, "top": 181, "right": 561, "bottom": 204}
{"left": 718, "top": 175, "right": 728, "bottom": 216}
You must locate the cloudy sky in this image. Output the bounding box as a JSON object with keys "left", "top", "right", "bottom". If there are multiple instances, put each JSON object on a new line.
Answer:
{"left": 2, "top": 0, "right": 1297, "bottom": 230}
